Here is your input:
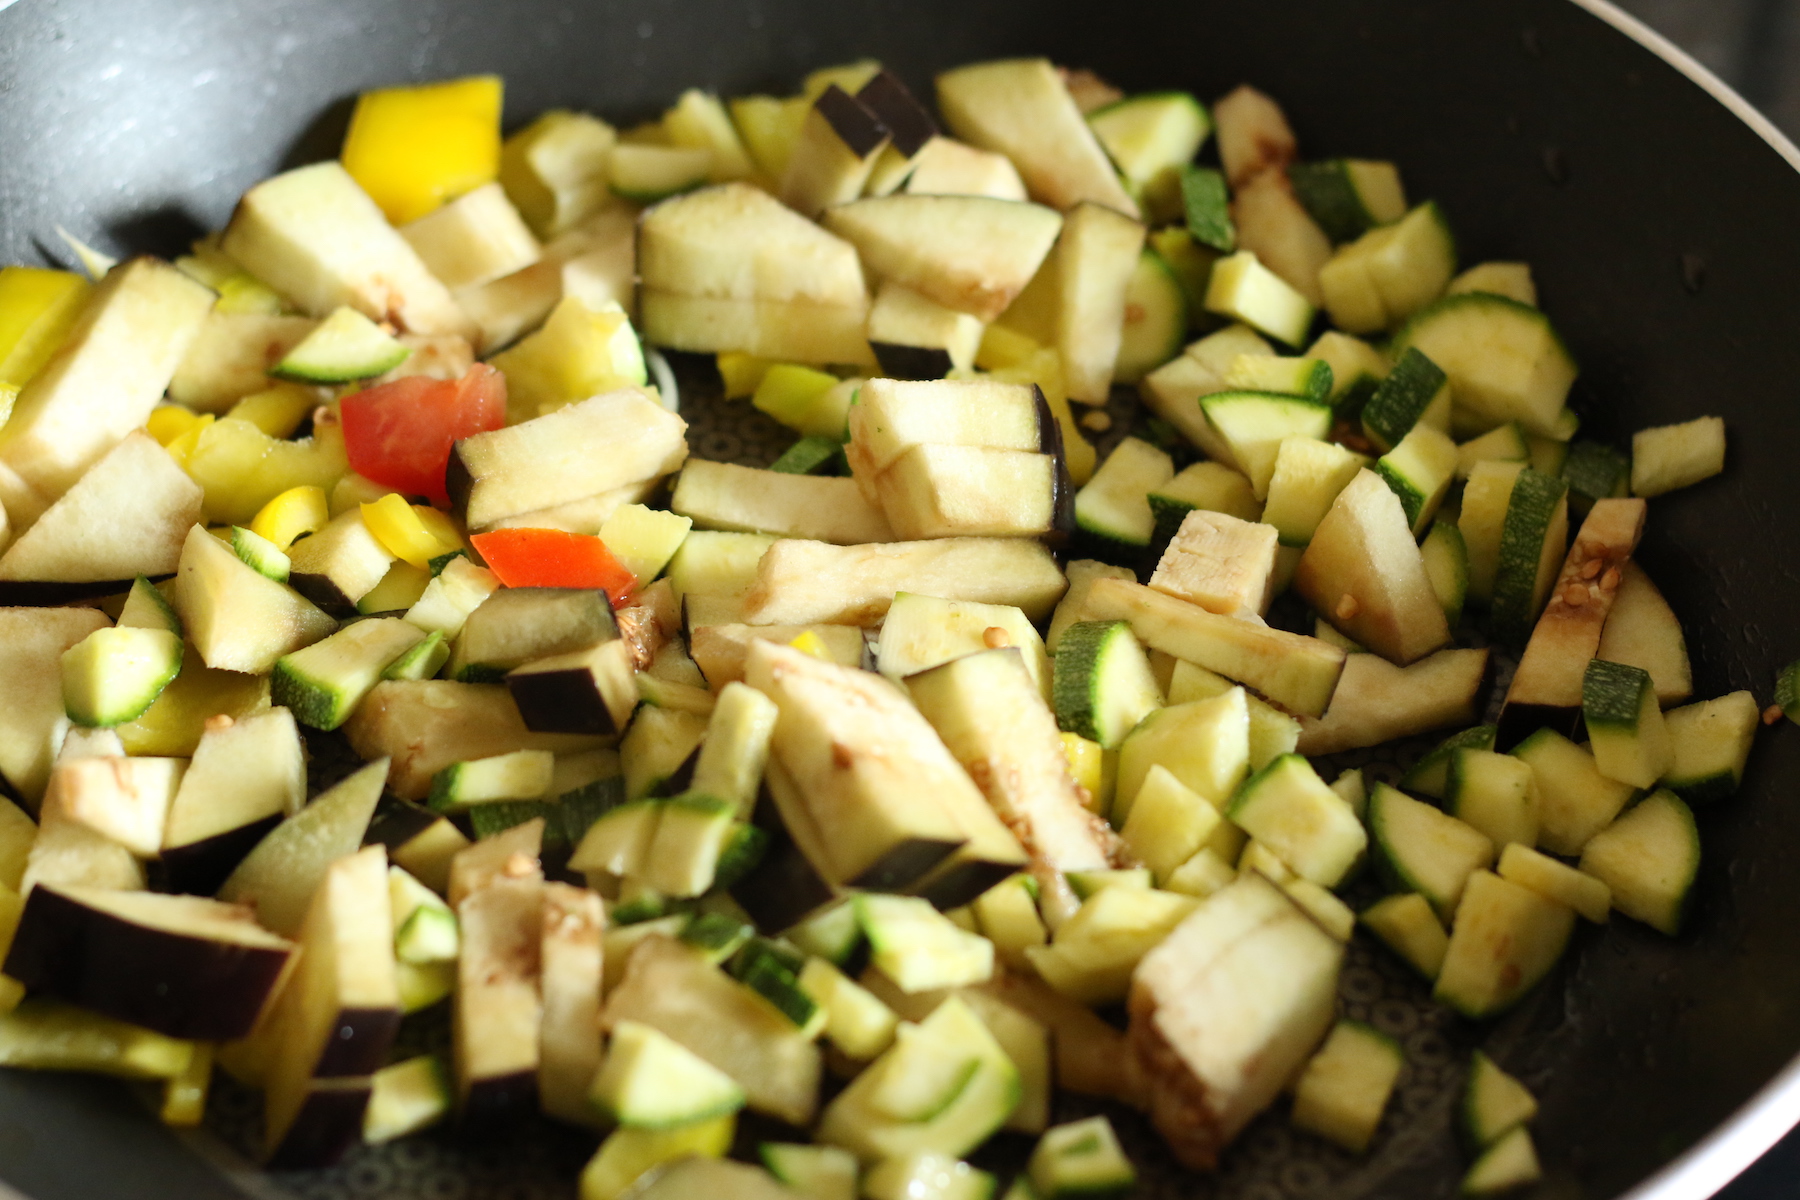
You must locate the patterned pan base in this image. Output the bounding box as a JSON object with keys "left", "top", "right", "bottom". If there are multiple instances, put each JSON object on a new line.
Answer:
{"left": 177, "top": 359, "right": 1538, "bottom": 1200}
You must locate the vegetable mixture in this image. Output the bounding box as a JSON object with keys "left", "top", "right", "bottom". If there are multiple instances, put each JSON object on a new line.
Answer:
{"left": 0, "top": 53, "right": 1758, "bottom": 1200}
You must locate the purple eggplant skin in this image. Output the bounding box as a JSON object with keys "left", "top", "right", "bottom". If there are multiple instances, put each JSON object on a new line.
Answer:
{"left": 264, "top": 1081, "right": 372, "bottom": 1170}
{"left": 311, "top": 1008, "right": 404, "bottom": 1079}
{"left": 458, "top": 1069, "right": 539, "bottom": 1129}
{"left": 870, "top": 342, "right": 955, "bottom": 382}
{"left": 506, "top": 667, "right": 621, "bottom": 736}
{"left": 2, "top": 885, "right": 293, "bottom": 1041}
{"left": 157, "top": 812, "right": 283, "bottom": 896}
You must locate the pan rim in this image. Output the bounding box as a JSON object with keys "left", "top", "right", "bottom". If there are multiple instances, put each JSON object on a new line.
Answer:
{"left": 1567, "top": 5, "right": 1800, "bottom": 1198}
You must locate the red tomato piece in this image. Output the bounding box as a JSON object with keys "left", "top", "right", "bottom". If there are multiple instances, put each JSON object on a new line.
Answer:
{"left": 470, "top": 527, "right": 638, "bottom": 604}
{"left": 340, "top": 364, "right": 507, "bottom": 505}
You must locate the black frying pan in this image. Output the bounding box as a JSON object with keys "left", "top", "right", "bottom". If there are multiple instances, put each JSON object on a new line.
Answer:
{"left": 3, "top": 1, "right": 1800, "bottom": 1197}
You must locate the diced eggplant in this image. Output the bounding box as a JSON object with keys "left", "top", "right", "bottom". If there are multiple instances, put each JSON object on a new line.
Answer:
{"left": 447, "top": 818, "right": 545, "bottom": 909}
{"left": 508, "top": 639, "right": 639, "bottom": 736}
{"left": 780, "top": 85, "right": 891, "bottom": 218}
{"left": 366, "top": 800, "right": 471, "bottom": 896}
{"left": 221, "top": 161, "right": 477, "bottom": 341}
{"left": 538, "top": 881, "right": 605, "bottom": 1126}
{"left": 456, "top": 874, "right": 546, "bottom": 1125}
{"left": 261, "top": 845, "right": 401, "bottom": 1166}
{"left": 159, "top": 706, "right": 306, "bottom": 894}
{"left": 741, "top": 538, "right": 1066, "bottom": 627}
{"left": 1497, "top": 497, "right": 1646, "bottom": 748}
{"left": 0, "top": 433, "right": 202, "bottom": 585}
{"left": 1295, "top": 648, "right": 1490, "bottom": 756}
{"left": 1128, "top": 873, "right": 1343, "bottom": 1168}
{"left": 824, "top": 194, "right": 1063, "bottom": 322}
{"left": 285, "top": 508, "right": 396, "bottom": 615}
{"left": 0, "top": 606, "right": 113, "bottom": 805}
{"left": 217, "top": 759, "right": 389, "bottom": 936}
{"left": 449, "top": 387, "right": 687, "bottom": 530}
{"left": 604, "top": 934, "right": 822, "bottom": 1126}
{"left": 43, "top": 755, "right": 183, "bottom": 859}
{"left": 450, "top": 586, "right": 619, "bottom": 682}
{"left": 673, "top": 460, "right": 895, "bottom": 545}
{"left": 345, "top": 680, "right": 606, "bottom": 800}
{"left": 0, "top": 259, "right": 214, "bottom": 526}
{"left": 173, "top": 525, "right": 337, "bottom": 676}
{"left": 4, "top": 883, "right": 294, "bottom": 1040}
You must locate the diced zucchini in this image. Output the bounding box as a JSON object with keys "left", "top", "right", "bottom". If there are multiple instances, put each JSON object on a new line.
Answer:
{"left": 1051, "top": 620, "right": 1161, "bottom": 749}
{"left": 117, "top": 576, "right": 183, "bottom": 636}
{"left": 1462, "top": 1126, "right": 1542, "bottom": 1195}
{"left": 1290, "top": 1020, "right": 1404, "bottom": 1154}
{"left": 1582, "top": 659, "right": 1671, "bottom": 788}
{"left": 1113, "top": 250, "right": 1189, "bottom": 384}
{"left": 389, "top": 865, "right": 459, "bottom": 963}
{"left": 1361, "top": 347, "right": 1449, "bottom": 454}
{"left": 1115, "top": 687, "right": 1250, "bottom": 828}
{"left": 1561, "top": 439, "right": 1631, "bottom": 514}
{"left": 1118, "top": 765, "right": 1221, "bottom": 883}
{"left": 568, "top": 799, "right": 663, "bottom": 878}
{"left": 761, "top": 1143, "right": 858, "bottom": 1200}
{"left": 770, "top": 435, "right": 845, "bottom": 475}
{"left": 427, "top": 748, "right": 554, "bottom": 813}
{"left": 272, "top": 616, "right": 425, "bottom": 731}
{"left": 733, "top": 938, "right": 825, "bottom": 1036}
{"left": 590, "top": 1018, "right": 746, "bottom": 1128}
{"left": 1390, "top": 292, "right": 1576, "bottom": 438}
{"left": 1458, "top": 460, "right": 1525, "bottom": 607}
{"left": 597, "top": 503, "right": 693, "bottom": 583}
{"left": 1204, "top": 250, "right": 1314, "bottom": 347}
{"left": 1028, "top": 1116, "right": 1136, "bottom": 1198}
{"left": 229, "top": 525, "right": 291, "bottom": 583}
{"left": 363, "top": 1055, "right": 451, "bottom": 1144}
{"left": 381, "top": 630, "right": 448, "bottom": 681}
{"left": 817, "top": 995, "right": 1019, "bottom": 1162}
{"left": 1662, "top": 691, "right": 1760, "bottom": 804}
{"left": 1262, "top": 437, "right": 1364, "bottom": 548}
{"left": 1225, "top": 754, "right": 1366, "bottom": 888}
{"left": 1317, "top": 201, "right": 1455, "bottom": 333}
{"left": 856, "top": 893, "right": 994, "bottom": 993}
{"left": 1376, "top": 425, "right": 1457, "bottom": 536}
{"left": 784, "top": 900, "right": 864, "bottom": 967}
{"left": 866, "top": 1153, "right": 996, "bottom": 1200}
{"left": 1147, "top": 461, "right": 1263, "bottom": 551}
{"left": 1630, "top": 416, "right": 1725, "bottom": 498}
{"left": 1448, "top": 262, "right": 1537, "bottom": 307}
{"left": 1287, "top": 159, "right": 1406, "bottom": 242}
{"left": 1491, "top": 469, "right": 1569, "bottom": 647}
{"left": 1199, "top": 391, "right": 1333, "bottom": 499}
{"left": 271, "top": 306, "right": 409, "bottom": 383}
{"left": 679, "top": 911, "right": 754, "bottom": 965}
{"left": 1063, "top": 868, "right": 1153, "bottom": 900}
{"left": 60, "top": 626, "right": 183, "bottom": 728}
{"left": 1179, "top": 164, "right": 1235, "bottom": 253}
{"left": 1222, "top": 354, "right": 1333, "bottom": 403}
{"left": 1073, "top": 436, "right": 1173, "bottom": 549}
{"left": 864, "top": 1025, "right": 981, "bottom": 1123}
{"left": 1419, "top": 520, "right": 1469, "bottom": 628}
{"left": 1360, "top": 892, "right": 1449, "bottom": 980}
{"left": 1306, "top": 330, "right": 1389, "bottom": 417}
{"left": 1433, "top": 870, "right": 1575, "bottom": 1018}
{"left": 1512, "top": 727, "right": 1635, "bottom": 856}
{"left": 579, "top": 1114, "right": 736, "bottom": 1200}
{"left": 970, "top": 875, "right": 1048, "bottom": 969}
{"left": 1578, "top": 790, "right": 1699, "bottom": 936}
{"left": 1088, "top": 91, "right": 1209, "bottom": 199}
{"left": 1399, "top": 725, "right": 1498, "bottom": 799}
{"left": 1456, "top": 422, "right": 1530, "bottom": 479}
{"left": 1462, "top": 1050, "right": 1538, "bottom": 1151}
{"left": 797, "top": 956, "right": 898, "bottom": 1060}
{"left": 1366, "top": 783, "right": 1495, "bottom": 919}
{"left": 640, "top": 794, "right": 744, "bottom": 898}
{"left": 1445, "top": 749, "right": 1539, "bottom": 851}
{"left": 1496, "top": 843, "right": 1610, "bottom": 923}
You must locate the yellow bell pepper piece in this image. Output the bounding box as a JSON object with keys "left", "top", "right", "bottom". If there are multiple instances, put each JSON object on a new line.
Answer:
{"left": 146, "top": 405, "right": 205, "bottom": 447}
{"left": 1059, "top": 732, "right": 1116, "bottom": 817}
{"left": 716, "top": 352, "right": 775, "bottom": 400}
{"left": 183, "top": 416, "right": 348, "bottom": 525}
{"left": 356, "top": 560, "right": 433, "bottom": 615}
{"left": 228, "top": 384, "right": 319, "bottom": 438}
{"left": 361, "top": 492, "right": 463, "bottom": 569}
{"left": 117, "top": 643, "right": 270, "bottom": 757}
{"left": 161, "top": 413, "right": 215, "bottom": 469}
{"left": 0, "top": 887, "right": 23, "bottom": 1013}
{"left": 250, "top": 485, "right": 330, "bottom": 551}
{"left": 975, "top": 324, "right": 1043, "bottom": 371}
{"left": 341, "top": 76, "right": 503, "bottom": 225}
{"left": 0, "top": 267, "right": 90, "bottom": 391}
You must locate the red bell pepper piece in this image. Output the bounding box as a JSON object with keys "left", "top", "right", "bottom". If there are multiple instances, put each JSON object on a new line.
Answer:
{"left": 340, "top": 363, "right": 507, "bottom": 505}
{"left": 469, "top": 527, "right": 638, "bottom": 604}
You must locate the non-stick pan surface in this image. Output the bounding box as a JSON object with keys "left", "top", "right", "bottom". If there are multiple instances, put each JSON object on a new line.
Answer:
{"left": 3, "top": 1, "right": 1800, "bottom": 1197}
